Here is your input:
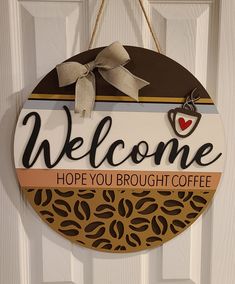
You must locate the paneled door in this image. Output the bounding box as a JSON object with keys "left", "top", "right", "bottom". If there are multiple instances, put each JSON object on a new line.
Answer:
{"left": 1, "top": 0, "right": 235, "bottom": 283}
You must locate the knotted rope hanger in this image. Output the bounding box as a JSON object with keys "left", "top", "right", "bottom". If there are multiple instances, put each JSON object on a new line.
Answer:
{"left": 88, "top": 0, "right": 162, "bottom": 53}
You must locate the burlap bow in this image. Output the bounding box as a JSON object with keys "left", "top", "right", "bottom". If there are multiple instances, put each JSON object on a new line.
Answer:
{"left": 56, "top": 41, "right": 149, "bottom": 116}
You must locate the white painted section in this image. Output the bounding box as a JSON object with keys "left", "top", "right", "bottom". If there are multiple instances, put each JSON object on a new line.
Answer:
{"left": 14, "top": 109, "right": 224, "bottom": 171}
{"left": 1, "top": 0, "right": 234, "bottom": 284}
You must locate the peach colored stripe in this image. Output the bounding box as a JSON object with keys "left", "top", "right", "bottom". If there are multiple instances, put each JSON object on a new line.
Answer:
{"left": 16, "top": 169, "right": 221, "bottom": 191}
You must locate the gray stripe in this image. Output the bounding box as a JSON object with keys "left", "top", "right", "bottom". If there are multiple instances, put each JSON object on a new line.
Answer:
{"left": 23, "top": 100, "right": 218, "bottom": 114}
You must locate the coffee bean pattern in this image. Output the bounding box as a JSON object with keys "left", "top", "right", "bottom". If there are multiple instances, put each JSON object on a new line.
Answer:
{"left": 24, "top": 188, "right": 214, "bottom": 252}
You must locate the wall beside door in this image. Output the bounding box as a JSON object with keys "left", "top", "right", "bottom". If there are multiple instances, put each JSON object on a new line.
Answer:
{"left": 0, "top": 0, "right": 235, "bottom": 283}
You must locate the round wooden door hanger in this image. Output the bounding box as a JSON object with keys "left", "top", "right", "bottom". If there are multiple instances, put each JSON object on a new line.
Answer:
{"left": 14, "top": 44, "right": 225, "bottom": 253}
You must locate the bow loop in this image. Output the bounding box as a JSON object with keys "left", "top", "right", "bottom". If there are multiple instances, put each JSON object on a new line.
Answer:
{"left": 95, "top": 41, "right": 130, "bottom": 69}
{"left": 56, "top": 42, "right": 149, "bottom": 116}
{"left": 56, "top": 62, "right": 87, "bottom": 86}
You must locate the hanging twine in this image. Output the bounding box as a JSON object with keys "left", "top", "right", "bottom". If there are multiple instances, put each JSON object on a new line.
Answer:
{"left": 88, "top": 0, "right": 107, "bottom": 50}
{"left": 88, "top": 0, "right": 162, "bottom": 53}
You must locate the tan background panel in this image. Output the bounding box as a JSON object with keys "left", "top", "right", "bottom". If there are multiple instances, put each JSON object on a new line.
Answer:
{"left": 23, "top": 187, "right": 214, "bottom": 253}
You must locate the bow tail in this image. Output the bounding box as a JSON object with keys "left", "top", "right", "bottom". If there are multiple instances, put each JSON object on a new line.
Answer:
{"left": 75, "top": 73, "right": 96, "bottom": 116}
{"left": 99, "top": 66, "right": 149, "bottom": 101}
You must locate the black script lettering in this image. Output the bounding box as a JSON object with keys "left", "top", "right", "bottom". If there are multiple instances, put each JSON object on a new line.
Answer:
{"left": 66, "top": 137, "right": 84, "bottom": 160}
{"left": 22, "top": 106, "right": 72, "bottom": 168}
{"left": 151, "top": 139, "right": 221, "bottom": 169}
{"left": 130, "top": 141, "right": 149, "bottom": 163}
{"left": 153, "top": 139, "right": 191, "bottom": 169}
{"left": 22, "top": 106, "right": 222, "bottom": 170}
{"left": 193, "top": 143, "right": 222, "bottom": 166}
{"left": 89, "top": 116, "right": 112, "bottom": 168}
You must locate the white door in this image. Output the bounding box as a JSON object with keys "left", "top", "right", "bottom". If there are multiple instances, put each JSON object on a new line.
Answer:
{"left": 1, "top": 0, "right": 235, "bottom": 283}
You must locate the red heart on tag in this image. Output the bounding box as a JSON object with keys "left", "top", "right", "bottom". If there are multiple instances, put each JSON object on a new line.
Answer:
{"left": 178, "top": 117, "right": 192, "bottom": 131}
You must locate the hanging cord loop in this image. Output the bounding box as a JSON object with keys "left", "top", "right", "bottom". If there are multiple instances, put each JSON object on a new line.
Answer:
{"left": 88, "top": 0, "right": 107, "bottom": 49}
{"left": 138, "top": 0, "right": 161, "bottom": 53}
{"left": 88, "top": 0, "right": 161, "bottom": 53}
